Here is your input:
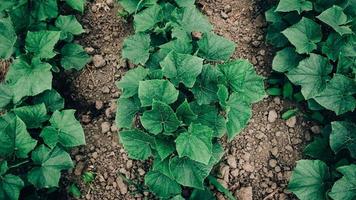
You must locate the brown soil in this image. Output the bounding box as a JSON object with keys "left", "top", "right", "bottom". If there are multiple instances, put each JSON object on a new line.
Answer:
{"left": 63, "top": 0, "right": 316, "bottom": 200}
{"left": 0, "top": 60, "right": 10, "bottom": 82}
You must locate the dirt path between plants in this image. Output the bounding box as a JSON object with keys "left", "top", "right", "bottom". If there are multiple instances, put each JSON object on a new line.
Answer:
{"left": 65, "top": 0, "right": 316, "bottom": 199}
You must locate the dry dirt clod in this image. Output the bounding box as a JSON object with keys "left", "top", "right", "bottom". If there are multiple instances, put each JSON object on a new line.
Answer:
{"left": 95, "top": 100, "right": 104, "bottom": 110}
{"left": 286, "top": 116, "right": 297, "bottom": 128}
{"left": 93, "top": 55, "right": 106, "bottom": 68}
{"left": 101, "top": 122, "right": 111, "bottom": 134}
{"left": 74, "top": 161, "right": 85, "bottom": 176}
{"left": 268, "top": 159, "right": 277, "bottom": 168}
{"left": 267, "top": 110, "right": 278, "bottom": 123}
{"left": 235, "top": 186, "right": 253, "bottom": 200}
{"left": 227, "top": 155, "right": 237, "bottom": 169}
{"left": 116, "top": 176, "right": 128, "bottom": 195}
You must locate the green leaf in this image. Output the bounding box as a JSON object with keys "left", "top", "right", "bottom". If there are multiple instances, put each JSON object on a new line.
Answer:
{"left": 82, "top": 171, "right": 95, "bottom": 184}
{"left": 118, "top": 0, "right": 157, "bottom": 14}
{"left": 281, "top": 108, "right": 298, "bottom": 120}
{"left": 154, "top": 137, "right": 175, "bottom": 160}
{"left": 197, "top": 32, "right": 236, "bottom": 61}
{"left": 138, "top": 80, "right": 179, "bottom": 107}
{"left": 65, "top": 0, "right": 86, "bottom": 12}
{"left": 169, "top": 156, "right": 212, "bottom": 189}
{"left": 115, "top": 96, "right": 141, "bottom": 129}
{"left": 266, "top": 22, "right": 289, "bottom": 48}
{"left": 159, "top": 39, "right": 193, "bottom": 58}
{"left": 25, "top": 31, "right": 60, "bottom": 59}
{"left": 5, "top": 59, "right": 52, "bottom": 103}
{"left": 225, "top": 93, "right": 252, "bottom": 140}
{"left": 175, "top": 124, "right": 213, "bottom": 165}
{"left": 172, "top": 6, "right": 212, "bottom": 33}
{"left": 218, "top": 59, "right": 266, "bottom": 104}
{"left": 145, "top": 170, "right": 181, "bottom": 198}
{"left": 61, "top": 43, "right": 90, "bottom": 70}
{"left": 13, "top": 104, "right": 48, "bottom": 129}
{"left": 265, "top": 6, "right": 283, "bottom": 24}
{"left": 141, "top": 101, "right": 181, "bottom": 135}
{"left": 176, "top": 100, "right": 197, "bottom": 125}
{"left": 272, "top": 47, "right": 302, "bottom": 72}
{"left": 288, "top": 160, "right": 331, "bottom": 200}
{"left": 329, "top": 164, "right": 356, "bottom": 200}
{"left": 191, "top": 64, "right": 221, "bottom": 105}
{"left": 330, "top": 121, "right": 356, "bottom": 158}
{"left": 33, "top": 90, "right": 65, "bottom": 112}
{"left": 116, "top": 66, "right": 149, "bottom": 98}
{"left": 217, "top": 84, "right": 228, "bottom": 108}
{"left": 40, "top": 110, "right": 85, "bottom": 148}
{"left": 208, "top": 142, "right": 224, "bottom": 166}
{"left": 160, "top": 51, "right": 203, "bottom": 88}
{"left": 321, "top": 32, "right": 347, "bottom": 62}
{"left": 317, "top": 5, "right": 353, "bottom": 36}
{"left": 32, "top": 0, "right": 58, "bottom": 21}
{"left": 190, "top": 102, "right": 226, "bottom": 138}
{"left": 122, "top": 33, "right": 151, "bottom": 65}
{"left": 55, "top": 15, "right": 84, "bottom": 40}
{"left": 0, "top": 113, "right": 37, "bottom": 158}
{"left": 175, "top": 0, "right": 195, "bottom": 7}
{"left": 28, "top": 145, "right": 74, "bottom": 188}
{"left": 287, "top": 54, "right": 333, "bottom": 99}
{"left": 0, "top": 161, "right": 7, "bottom": 176}
{"left": 304, "top": 127, "right": 334, "bottom": 162}
{"left": 119, "top": 129, "right": 154, "bottom": 160}
{"left": 0, "top": 84, "right": 14, "bottom": 109}
{"left": 314, "top": 74, "right": 356, "bottom": 115}
{"left": 68, "top": 184, "right": 81, "bottom": 198}
{"left": 189, "top": 188, "right": 215, "bottom": 200}
{"left": 134, "top": 4, "right": 162, "bottom": 33}
{"left": 0, "top": 17, "right": 17, "bottom": 59}
{"left": 282, "top": 17, "right": 322, "bottom": 54}
{"left": 275, "top": 0, "right": 313, "bottom": 14}
{"left": 0, "top": 174, "right": 24, "bottom": 200}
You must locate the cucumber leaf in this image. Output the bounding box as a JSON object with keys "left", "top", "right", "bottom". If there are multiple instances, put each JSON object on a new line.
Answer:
{"left": 115, "top": 96, "right": 141, "bottom": 129}
{"left": 138, "top": 80, "right": 179, "bottom": 107}
{"left": 329, "top": 164, "right": 356, "bottom": 200}
{"left": 13, "top": 104, "right": 48, "bottom": 129}
{"left": 0, "top": 17, "right": 17, "bottom": 59}
{"left": 275, "top": 0, "right": 313, "bottom": 14}
{"left": 317, "top": 5, "right": 353, "bottom": 36}
{"left": 330, "top": 121, "right": 356, "bottom": 158}
{"left": 61, "top": 43, "right": 90, "bottom": 70}
{"left": 197, "top": 32, "right": 236, "bottom": 61}
{"left": 122, "top": 33, "right": 151, "bottom": 65}
{"left": 116, "top": 66, "right": 149, "bottom": 98}
{"left": 119, "top": 129, "right": 154, "bottom": 160}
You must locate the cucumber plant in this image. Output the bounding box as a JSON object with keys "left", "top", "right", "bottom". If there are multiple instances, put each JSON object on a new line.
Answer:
{"left": 0, "top": 0, "right": 89, "bottom": 199}
{"left": 116, "top": 0, "right": 266, "bottom": 199}
{"left": 265, "top": 0, "right": 356, "bottom": 199}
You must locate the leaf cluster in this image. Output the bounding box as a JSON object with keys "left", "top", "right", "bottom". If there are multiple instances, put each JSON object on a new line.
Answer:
{"left": 265, "top": 0, "right": 356, "bottom": 200}
{"left": 116, "top": 0, "right": 265, "bottom": 199}
{"left": 0, "top": 0, "right": 88, "bottom": 199}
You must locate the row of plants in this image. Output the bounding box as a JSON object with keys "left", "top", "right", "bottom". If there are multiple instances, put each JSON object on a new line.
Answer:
{"left": 0, "top": 0, "right": 89, "bottom": 199}
{"left": 265, "top": 0, "right": 355, "bottom": 199}
{"left": 116, "top": 0, "right": 265, "bottom": 199}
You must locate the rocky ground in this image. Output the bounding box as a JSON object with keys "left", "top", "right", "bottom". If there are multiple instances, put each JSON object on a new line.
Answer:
{"left": 58, "top": 0, "right": 319, "bottom": 199}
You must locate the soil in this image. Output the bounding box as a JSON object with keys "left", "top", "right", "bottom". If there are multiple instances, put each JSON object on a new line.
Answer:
{"left": 60, "top": 0, "right": 317, "bottom": 200}
{"left": 0, "top": 60, "right": 10, "bottom": 82}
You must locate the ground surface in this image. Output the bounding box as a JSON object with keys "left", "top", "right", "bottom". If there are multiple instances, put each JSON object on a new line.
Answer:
{"left": 59, "top": 0, "right": 316, "bottom": 199}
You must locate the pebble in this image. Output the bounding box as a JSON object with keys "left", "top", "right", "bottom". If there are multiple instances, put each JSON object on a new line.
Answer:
{"left": 74, "top": 161, "right": 85, "bottom": 176}
{"left": 269, "top": 159, "right": 277, "bottom": 168}
{"left": 310, "top": 125, "right": 321, "bottom": 134}
{"left": 81, "top": 114, "right": 91, "bottom": 124}
{"left": 93, "top": 55, "right": 106, "bottom": 68}
{"left": 235, "top": 186, "right": 253, "bottom": 200}
{"left": 101, "top": 122, "right": 111, "bottom": 134}
{"left": 286, "top": 116, "right": 297, "bottom": 128}
{"left": 220, "top": 11, "right": 228, "bottom": 19}
{"left": 227, "top": 155, "right": 237, "bottom": 169}
{"left": 95, "top": 100, "right": 104, "bottom": 110}
{"left": 116, "top": 177, "right": 128, "bottom": 195}
{"left": 268, "top": 110, "right": 278, "bottom": 123}
{"left": 243, "top": 163, "right": 254, "bottom": 172}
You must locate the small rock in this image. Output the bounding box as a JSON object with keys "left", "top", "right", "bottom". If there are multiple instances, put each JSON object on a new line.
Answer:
{"left": 231, "top": 169, "right": 239, "bottom": 176}
{"left": 95, "top": 100, "right": 104, "bottom": 110}
{"left": 93, "top": 55, "right": 106, "bottom": 68}
{"left": 275, "top": 166, "right": 281, "bottom": 173}
{"left": 269, "top": 159, "right": 277, "bottom": 168}
{"left": 116, "top": 176, "right": 128, "bottom": 195}
{"left": 286, "top": 116, "right": 297, "bottom": 128}
{"left": 220, "top": 11, "right": 228, "bottom": 19}
{"left": 243, "top": 163, "right": 254, "bottom": 172}
{"left": 92, "top": 152, "right": 98, "bottom": 159}
{"left": 252, "top": 40, "right": 260, "bottom": 47}
{"left": 126, "top": 160, "right": 133, "bottom": 169}
{"left": 235, "top": 186, "right": 253, "bottom": 200}
{"left": 224, "top": 5, "right": 232, "bottom": 13}
{"left": 101, "top": 122, "right": 111, "bottom": 133}
{"left": 192, "top": 31, "right": 202, "bottom": 39}
{"left": 271, "top": 147, "right": 278, "bottom": 157}
{"left": 227, "top": 155, "right": 237, "bottom": 169}
{"left": 138, "top": 168, "right": 145, "bottom": 176}
{"left": 102, "top": 86, "right": 110, "bottom": 94}
{"left": 74, "top": 161, "right": 85, "bottom": 176}
{"left": 111, "top": 125, "right": 118, "bottom": 132}
{"left": 85, "top": 47, "right": 95, "bottom": 54}
{"left": 268, "top": 110, "right": 278, "bottom": 123}
{"left": 81, "top": 114, "right": 91, "bottom": 124}
{"left": 310, "top": 125, "right": 321, "bottom": 134}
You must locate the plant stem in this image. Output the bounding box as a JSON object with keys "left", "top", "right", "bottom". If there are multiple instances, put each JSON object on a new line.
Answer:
{"left": 9, "top": 160, "right": 30, "bottom": 169}
{"left": 208, "top": 175, "right": 237, "bottom": 200}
